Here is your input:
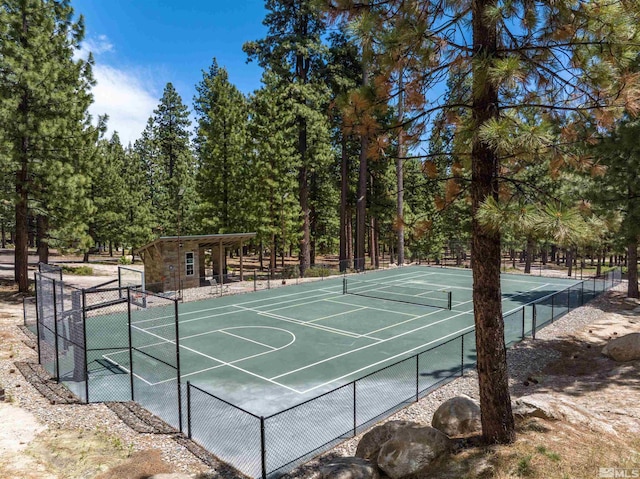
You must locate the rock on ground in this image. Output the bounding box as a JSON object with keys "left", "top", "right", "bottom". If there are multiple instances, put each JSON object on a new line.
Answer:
{"left": 431, "top": 395, "right": 481, "bottom": 437}
{"left": 377, "top": 425, "right": 452, "bottom": 479}
{"left": 354, "top": 420, "right": 418, "bottom": 462}
{"left": 318, "top": 456, "right": 380, "bottom": 479}
{"left": 602, "top": 332, "right": 640, "bottom": 362}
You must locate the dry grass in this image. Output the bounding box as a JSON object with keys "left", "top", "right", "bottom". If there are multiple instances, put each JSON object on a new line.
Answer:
{"left": 95, "top": 449, "right": 173, "bottom": 479}
{"left": 420, "top": 418, "right": 640, "bottom": 479}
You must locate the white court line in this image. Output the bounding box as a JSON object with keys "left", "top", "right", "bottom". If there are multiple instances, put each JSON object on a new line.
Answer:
{"left": 270, "top": 309, "right": 473, "bottom": 381}
{"left": 298, "top": 325, "right": 475, "bottom": 394}
{"left": 130, "top": 324, "right": 301, "bottom": 393}
{"left": 326, "top": 298, "right": 418, "bottom": 317}
{"left": 307, "top": 306, "right": 368, "bottom": 324}
{"left": 153, "top": 327, "right": 298, "bottom": 386}
{"left": 270, "top": 281, "right": 553, "bottom": 387}
{"left": 220, "top": 330, "right": 277, "bottom": 350}
{"left": 235, "top": 304, "right": 369, "bottom": 340}
{"left": 99, "top": 352, "right": 155, "bottom": 386}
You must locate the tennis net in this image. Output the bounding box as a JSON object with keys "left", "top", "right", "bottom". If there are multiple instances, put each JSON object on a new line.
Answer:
{"left": 343, "top": 278, "right": 452, "bottom": 310}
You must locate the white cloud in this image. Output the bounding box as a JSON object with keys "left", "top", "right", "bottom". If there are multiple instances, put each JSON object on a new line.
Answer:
{"left": 90, "top": 64, "right": 158, "bottom": 146}
{"left": 76, "top": 35, "right": 158, "bottom": 145}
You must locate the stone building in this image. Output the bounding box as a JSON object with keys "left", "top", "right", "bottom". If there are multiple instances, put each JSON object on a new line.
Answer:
{"left": 135, "top": 233, "right": 256, "bottom": 293}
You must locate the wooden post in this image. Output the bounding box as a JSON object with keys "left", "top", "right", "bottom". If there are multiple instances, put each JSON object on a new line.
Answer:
{"left": 239, "top": 239, "right": 244, "bottom": 281}
{"left": 218, "top": 239, "right": 224, "bottom": 295}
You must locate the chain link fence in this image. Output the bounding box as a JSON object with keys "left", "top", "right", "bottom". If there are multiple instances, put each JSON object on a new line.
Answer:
{"left": 184, "top": 267, "right": 622, "bottom": 478}
{"left": 29, "top": 265, "right": 622, "bottom": 479}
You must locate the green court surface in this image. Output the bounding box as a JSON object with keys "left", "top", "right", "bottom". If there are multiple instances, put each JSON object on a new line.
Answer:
{"left": 89, "top": 265, "right": 580, "bottom": 416}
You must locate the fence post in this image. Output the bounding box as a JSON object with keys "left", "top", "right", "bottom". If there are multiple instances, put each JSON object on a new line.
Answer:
{"left": 460, "top": 334, "right": 465, "bottom": 376}
{"left": 253, "top": 270, "right": 257, "bottom": 292}
{"left": 174, "top": 298, "right": 183, "bottom": 433}
{"left": 551, "top": 293, "right": 555, "bottom": 322}
{"left": 34, "top": 273, "right": 42, "bottom": 365}
{"left": 415, "top": 355, "right": 419, "bottom": 402}
{"left": 260, "top": 416, "right": 267, "bottom": 479}
{"left": 353, "top": 381, "right": 357, "bottom": 436}
{"left": 52, "top": 279, "right": 60, "bottom": 382}
{"left": 343, "top": 277, "right": 346, "bottom": 294}
{"left": 82, "top": 289, "right": 90, "bottom": 402}
{"left": 532, "top": 304, "right": 537, "bottom": 340}
{"left": 521, "top": 307, "right": 525, "bottom": 340}
{"left": 187, "top": 381, "right": 192, "bottom": 439}
{"left": 127, "top": 289, "right": 135, "bottom": 401}
{"left": 581, "top": 281, "right": 584, "bottom": 306}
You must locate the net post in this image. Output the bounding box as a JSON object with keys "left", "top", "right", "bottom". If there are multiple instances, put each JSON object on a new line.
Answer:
{"left": 82, "top": 289, "right": 90, "bottom": 402}
{"left": 186, "top": 381, "right": 192, "bottom": 439}
{"left": 174, "top": 297, "right": 183, "bottom": 433}
{"left": 448, "top": 291, "right": 452, "bottom": 310}
{"left": 53, "top": 279, "right": 60, "bottom": 382}
{"left": 343, "top": 277, "right": 346, "bottom": 295}
{"left": 353, "top": 381, "right": 357, "bottom": 436}
{"left": 260, "top": 416, "right": 267, "bottom": 479}
{"left": 127, "top": 288, "right": 135, "bottom": 402}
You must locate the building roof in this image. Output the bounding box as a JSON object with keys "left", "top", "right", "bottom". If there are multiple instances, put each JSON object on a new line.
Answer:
{"left": 136, "top": 233, "right": 257, "bottom": 256}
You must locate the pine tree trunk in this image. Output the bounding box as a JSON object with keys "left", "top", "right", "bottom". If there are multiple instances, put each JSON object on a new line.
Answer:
{"left": 356, "top": 55, "right": 369, "bottom": 272}
{"left": 396, "top": 71, "right": 405, "bottom": 267}
{"left": 524, "top": 237, "right": 533, "bottom": 274}
{"left": 15, "top": 132, "right": 29, "bottom": 293}
{"left": 346, "top": 207, "right": 353, "bottom": 267}
{"left": 567, "top": 249, "right": 573, "bottom": 277}
{"left": 36, "top": 215, "right": 49, "bottom": 264}
{"left": 628, "top": 238, "right": 639, "bottom": 298}
{"left": 339, "top": 136, "right": 349, "bottom": 272}
{"left": 471, "top": 0, "right": 515, "bottom": 444}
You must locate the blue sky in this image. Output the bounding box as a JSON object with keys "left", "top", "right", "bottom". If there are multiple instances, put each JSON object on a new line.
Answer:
{"left": 72, "top": 0, "right": 268, "bottom": 145}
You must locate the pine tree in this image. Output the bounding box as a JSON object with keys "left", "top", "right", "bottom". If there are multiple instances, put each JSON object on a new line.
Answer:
{"left": 245, "top": 0, "right": 333, "bottom": 276}
{"left": 141, "top": 83, "right": 195, "bottom": 236}
{"left": 595, "top": 119, "right": 640, "bottom": 298}
{"left": 194, "top": 59, "right": 249, "bottom": 233}
{"left": 246, "top": 73, "right": 299, "bottom": 272}
{"left": 0, "top": 0, "right": 97, "bottom": 290}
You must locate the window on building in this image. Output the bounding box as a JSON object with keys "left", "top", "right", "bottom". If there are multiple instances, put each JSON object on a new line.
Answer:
{"left": 185, "top": 252, "right": 194, "bottom": 276}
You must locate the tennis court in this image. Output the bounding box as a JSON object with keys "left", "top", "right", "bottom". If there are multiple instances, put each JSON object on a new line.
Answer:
{"left": 92, "top": 265, "right": 581, "bottom": 415}
{"left": 32, "top": 263, "right": 619, "bottom": 478}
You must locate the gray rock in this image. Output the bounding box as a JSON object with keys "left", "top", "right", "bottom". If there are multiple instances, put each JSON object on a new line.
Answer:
{"left": 355, "top": 420, "right": 418, "bottom": 461}
{"left": 319, "top": 456, "right": 380, "bottom": 479}
{"left": 512, "top": 393, "right": 616, "bottom": 435}
{"left": 431, "top": 395, "right": 481, "bottom": 437}
{"left": 377, "top": 425, "right": 452, "bottom": 479}
{"left": 602, "top": 333, "right": 640, "bottom": 362}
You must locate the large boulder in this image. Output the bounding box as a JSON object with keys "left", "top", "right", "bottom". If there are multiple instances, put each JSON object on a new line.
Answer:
{"left": 512, "top": 393, "right": 616, "bottom": 435}
{"left": 377, "top": 425, "right": 452, "bottom": 479}
{"left": 318, "top": 456, "right": 380, "bottom": 479}
{"left": 355, "top": 420, "right": 418, "bottom": 461}
{"left": 431, "top": 395, "right": 481, "bottom": 437}
{"left": 602, "top": 333, "right": 640, "bottom": 362}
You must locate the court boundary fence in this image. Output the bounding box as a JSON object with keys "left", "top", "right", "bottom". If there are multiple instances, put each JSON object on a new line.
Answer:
{"left": 30, "top": 264, "right": 182, "bottom": 430}
{"left": 27, "top": 264, "right": 622, "bottom": 478}
{"left": 183, "top": 267, "right": 622, "bottom": 478}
